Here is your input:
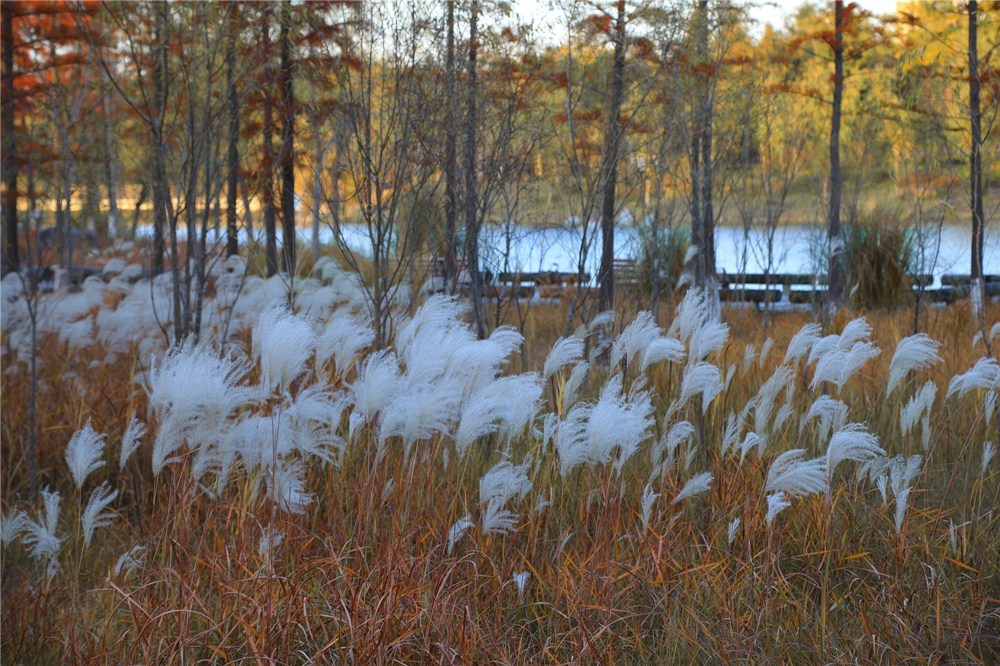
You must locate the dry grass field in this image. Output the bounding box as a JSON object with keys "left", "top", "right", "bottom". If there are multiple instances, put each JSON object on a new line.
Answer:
{"left": 1, "top": 277, "right": 998, "bottom": 664}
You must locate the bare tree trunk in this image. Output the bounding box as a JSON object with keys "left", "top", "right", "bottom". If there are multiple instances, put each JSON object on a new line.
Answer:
{"left": 311, "top": 103, "right": 325, "bottom": 262}
{"left": 2, "top": 9, "right": 18, "bottom": 276}
{"left": 279, "top": 2, "right": 296, "bottom": 278}
{"left": 102, "top": 89, "right": 119, "bottom": 237}
{"left": 598, "top": 0, "right": 627, "bottom": 314}
{"left": 699, "top": 2, "right": 716, "bottom": 315}
{"left": 968, "top": 0, "right": 988, "bottom": 344}
{"left": 465, "top": 0, "right": 484, "bottom": 338}
{"left": 827, "top": 0, "right": 844, "bottom": 315}
{"left": 152, "top": 5, "right": 168, "bottom": 277}
{"left": 262, "top": 6, "right": 278, "bottom": 276}
{"left": 444, "top": 0, "right": 458, "bottom": 291}
{"left": 226, "top": 1, "right": 240, "bottom": 257}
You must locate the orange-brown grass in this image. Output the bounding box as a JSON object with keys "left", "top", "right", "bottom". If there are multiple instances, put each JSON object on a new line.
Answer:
{"left": 2, "top": 300, "right": 998, "bottom": 663}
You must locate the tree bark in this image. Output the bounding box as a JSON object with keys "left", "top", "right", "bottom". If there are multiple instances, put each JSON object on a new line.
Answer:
{"left": 151, "top": 5, "right": 168, "bottom": 277}
{"left": 598, "top": 0, "right": 627, "bottom": 314}
{"left": 2, "top": 8, "right": 19, "bottom": 276}
{"left": 968, "top": 0, "right": 987, "bottom": 337}
{"left": 444, "top": 0, "right": 458, "bottom": 292}
{"left": 699, "top": 1, "right": 716, "bottom": 314}
{"left": 279, "top": 2, "right": 296, "bottom": 277}
{"left": 262, "top": 6, "right": 278, "bottom": 276}
{"left": 226, "top": 1, "right": 240, "bottom": 257}
{"left": 102, "top": 89, "right": 119, "bottom": 237}
{"left": 827, "top": 0, "right": 844, "bottom": 314}
{"left": 465, "top": 0, "right": 484, "bottom": 338}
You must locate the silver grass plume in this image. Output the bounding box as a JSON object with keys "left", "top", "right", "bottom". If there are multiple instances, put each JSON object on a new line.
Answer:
{"left": 266, "top": 462, "right": 313, "bottom": 515}
{"left": 349, "top": 350, "right": 401, "bottom": 434}
{"left": 728, "top": 517, "right": 741, "bottom": 545}
{"left": 561, "top": 361, "right": 590, "bottom": 409}
{"left": 253, "top": 303, "right": 316, "bottom": 392}
{"left": 679, "top": 362, "right": 724, "bottom": 414}
{"left": 641, "top": 484, "right": 660, "bottom": 533}
{"left": 544, "top": 336, "right": 585, "bottom": 379}
{"left": 113, "top": 545, "right": 146, "bottom": 577}
{"left": 689, "top": 321, "right": 730, "bottom": 364}
{"left": 479, "top": 460, "right": 532, "bottom": 535}
{"left": 810, "top": 341, "right": 881, "bottom": 391}
{"left": 899, "top": 381, "right": 936, "bottom": 449}
{"left": 81, "top": 482, "right": 118, "bottom": 547}
{"left": 20, "top": 488, "right": 62, "bottom": 577}
{"left": 886, "top": 334, "right": 942, "bottom": 397}
{"left": 512, "top": 571, "right": 530, "bottom": 597}
{"left": 118, "top": 416, "right": 146, "bottom": 470}
{"left": 753, "top": 365, "right": 794, "bottom": 435}
{"left": 721, "top": 411, "right": 744, "bottom": 455}
{"left": 1, "top": 510, "right": 28, "bottom": 546}
{"left": 785, "top": 322, "right": 822, "bottom": 364}
{"left": 826, "top": 423, "right": 885, "bottom": 483}
{"left": 672, "top": 471, "right": 713, "bottom": 505}
{"left": 740, "top": 432, "right": 764, "bottom": 463}
{"left": 743, "top": 344, "right": 757, "bottom": 373}
{"left": 65, "top": 420, "right": 106, "bottom": 489}
{"left": 982, "top": 441, "right": 995, "bottom": 478}
{"left": 765, "top": 449, "right": 827, "bottom": 497}
{"left": 888, "top": 454, "right": 922, "bottom": 535}
{"left": 759, "top": 338, "right": 774, "bottom": 367}
{"left": 315, "top": 310, "right": 374, "bottom": 376}
{"left": 588, "top": 310, "right": 617, "bottom": 332}
{"left": 146, "top": 346, "right": 258, "bottom": 475}
{"left": 766, "top": 492, "right": 791, "bottom": 527}
{"left": 947, "top": 357, "right": 1000, "bottom": 399}
{"left": 555, "top": 380, "right": 653, "bottom": 476}
{"left": 652, "top": 420, "right": 695, "bottom": 467}
{"left": 447, "top": 515, "right": 475, "bottom": 554}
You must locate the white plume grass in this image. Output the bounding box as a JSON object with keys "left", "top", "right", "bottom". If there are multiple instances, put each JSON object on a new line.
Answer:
{"left": 20, "top": 488, "right": 62, "bottom": 577}
{"left": 765, "top": 449, "right": 827, "bottom": 497}
{"left": 544, "top": 337, "right": 584, "bottom": 379}
{"left": 672, "top": 471, "right": 713, "bottom": 505}
{"left": 119, "top": 416, "right": 145, "bottom": 470}
{"left": 886, "top": 334, "right": 941, "bottom": 397}
{"left": 66, "top": 420, "right": 106, "bottom": 489}
{"left": 447, "top": 515, "right": 475, "bottom": 554}
{"left": 253, "top": 304, "right": 316, "bottom": 392}
{"left": 826, "top": 423, "right": 885, "bottom": 482}
{"left": 982, "top": 441, "right": 995, "bottom": 477}
{"left": 641, "top": 484, "right": 659, "bottom": 533}
{"left": 785, "top": 323, "right": 822, "bottom": 364}
{"left": 947, "top": 357, "right": 1000, "bottom": 399}
{"left": 811, "top": 341, "right": 880, "bottom": 391}
{"left": 766, "top": 492, "right": 791, "bottom": 527}
{"left": 679, "top": 362, "right": 724, "bottom": 413}
{"left": 81, "top": 482, "right": 118, "bottom": 547}
{"left": 113, "top": 545, "right": 146, "bottom": 577}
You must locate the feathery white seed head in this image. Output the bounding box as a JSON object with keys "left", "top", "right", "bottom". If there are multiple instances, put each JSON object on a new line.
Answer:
{"left": 113, "top": 545, "right": 146, "bottom": 577}
{"left": 81, "top": 482, "right": 118, "bottom": 547}
{"left": 765, "top": 449, "right": 827, "bottom": 497}
{"left": 66, "top": 420, "right": 106, "bottom": 489}
{"left": 544, "top": 337, "right": 585, "bottom": 380}
{"left": 826, "top": 423, "right": 885, "bottom": 481}
{"left": 119, "top": 416, "right": 146, "bottom": 470}
{"left": 727, "top": 517, "right": 741, "bottom": 545}
{"left": 887, "top": 334, "right": 942, "bottom": 397}
{"left": 672, "top": 471, "right": 713, "bottom": 505}
{"left": 766, "top": 492, "right": 791, "bottom": 527}
{"left": 447, "top": 515, "right": 475, "bottom": 554}
{"left": 947, "top": 357, "right": 1000, "bottom": 399}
